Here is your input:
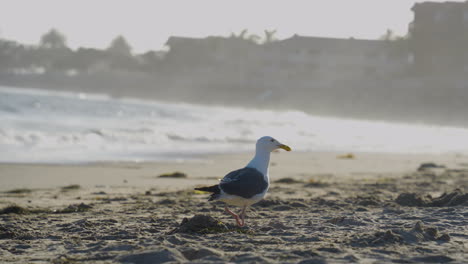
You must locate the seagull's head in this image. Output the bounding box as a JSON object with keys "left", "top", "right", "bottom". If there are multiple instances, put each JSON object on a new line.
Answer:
{"left": 256, "top": 136, "right": 291, "bottom": 152}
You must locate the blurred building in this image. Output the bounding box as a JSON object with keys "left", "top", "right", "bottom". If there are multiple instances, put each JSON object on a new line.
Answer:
{"left": 411, "top": 1, "right": 468, "bottom": 73}
{"left": 261, "top": 35, "right": 407, "bottom": 81}
{"left": 164, "top": 35, "right": 408, "bottom": 82}
{"left": 164, "top": 36, "right": 259, "bottom": 70}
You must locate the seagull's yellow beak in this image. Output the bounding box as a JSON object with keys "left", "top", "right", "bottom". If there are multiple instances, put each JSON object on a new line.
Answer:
{"left": 278, "top": 144, "right": 291, "bottom": 151}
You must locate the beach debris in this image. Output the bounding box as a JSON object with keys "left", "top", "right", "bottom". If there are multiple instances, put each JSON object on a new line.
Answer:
{"left": 170, "top": 214, "right": 228, "bottom": 234}
{"left": 274, "top": 177, "right": 304, "bottom": 184}
{"left": 118, "top": 247, "right": 186, "bottom": 264}
{"left": 304, "top": 178, "right": 329, "bottom": 187}
{"left": 91, "top": 191, "right": 107, "bottom": 195}
{"left": 4, "top": 188, "right": 32, "bottom": 194}
{"left": 395, "top": 189, "right": 468, "bottom": 207}
{"left": 337, "top": 153, "right": 355, "bottom": 159}
{"left": 158, "top": 172, "right": 187, "bottom": 178}
{"left": 417, "top": 162, "right": 446, "bottom": 171}
{"left": 61, "top": 184, "right": 81, "bottom": 192}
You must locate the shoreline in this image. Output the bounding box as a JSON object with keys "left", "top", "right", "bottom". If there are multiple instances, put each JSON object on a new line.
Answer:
{"left": 1, "top": 151, "right": 464, "bottom": 192}
{"left": 4, "top": 83, "right": 468, "bottom": 129}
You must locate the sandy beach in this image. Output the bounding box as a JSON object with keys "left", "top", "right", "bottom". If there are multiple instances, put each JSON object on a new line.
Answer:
{"left": 1, "top": 151, "right": 467, "bottom": 263}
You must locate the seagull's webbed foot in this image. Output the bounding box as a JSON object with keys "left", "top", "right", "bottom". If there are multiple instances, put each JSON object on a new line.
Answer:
{"left": 225, "top": 206, "right": 243, "bottom": 227}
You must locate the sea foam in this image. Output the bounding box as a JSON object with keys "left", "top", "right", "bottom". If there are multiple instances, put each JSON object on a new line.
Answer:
{"left": 1, "top": 86, "right": 468, "bottom": 163}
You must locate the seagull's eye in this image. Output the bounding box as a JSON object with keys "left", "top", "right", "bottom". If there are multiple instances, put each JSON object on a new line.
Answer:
{"left": 270, "top": 139, "right": 275, "bottom": 142}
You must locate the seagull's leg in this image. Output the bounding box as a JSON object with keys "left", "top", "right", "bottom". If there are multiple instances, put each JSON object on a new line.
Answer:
{"left": 225, "top": 206, "right": 242, "bottom": 227}
{"left": 239, "top": 205, "right": 247, "bottom": 227}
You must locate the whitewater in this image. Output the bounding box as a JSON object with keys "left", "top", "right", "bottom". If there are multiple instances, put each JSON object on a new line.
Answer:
{"left": 1, "top": 86, "right": 468, "bottom": 163}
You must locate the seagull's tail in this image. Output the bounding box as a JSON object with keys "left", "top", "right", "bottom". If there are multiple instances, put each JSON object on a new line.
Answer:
{"left": 195, "top": 185, "right": 221, "bottom": 201}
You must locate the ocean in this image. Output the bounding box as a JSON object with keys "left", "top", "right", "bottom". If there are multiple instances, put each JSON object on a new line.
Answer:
{"left": 1, "top": 86, "right": 468, "bottom": 163}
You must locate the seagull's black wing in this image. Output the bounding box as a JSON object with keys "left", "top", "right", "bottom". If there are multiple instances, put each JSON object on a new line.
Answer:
{"left": 219, "top": 167, "right": 268, "bottom": 199}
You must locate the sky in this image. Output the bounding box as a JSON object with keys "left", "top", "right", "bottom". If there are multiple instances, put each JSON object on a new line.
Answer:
{"left": 0, "top": 0, "right": 463, "bottom": 53}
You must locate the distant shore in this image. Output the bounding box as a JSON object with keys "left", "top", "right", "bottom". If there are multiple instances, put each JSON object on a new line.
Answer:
{"left": 0, "top": 151, "right": 464, "bottom": 193}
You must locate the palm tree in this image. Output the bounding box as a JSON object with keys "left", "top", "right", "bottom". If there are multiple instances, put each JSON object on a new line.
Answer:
{"left": 263, "top": 30, "right": 277, "bottom": 44}
{"left": 379, "top": 29, "right": 397, "bottom": 41}
{"left": 230, "top": 29, "right": 261, "bottom": 44}
{"left": 238, "top": 29, "right": 248, "bottom": 40}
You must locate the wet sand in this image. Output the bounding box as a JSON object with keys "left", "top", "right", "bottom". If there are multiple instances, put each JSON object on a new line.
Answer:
{"left": 0, "top": 152, "right": 467, "bottom": 263}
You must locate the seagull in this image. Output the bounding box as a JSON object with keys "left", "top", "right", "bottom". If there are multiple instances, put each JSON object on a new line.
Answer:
{"left": 195, "top": 136, "right": 291, "bottom": 227}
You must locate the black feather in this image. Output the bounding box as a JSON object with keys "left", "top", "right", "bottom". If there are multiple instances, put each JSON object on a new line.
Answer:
{"left": 195, "top": 185, "right": 220, "bottom": 201}
{"left": 220, "top": 167, "right": 268, "bottom": 199}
